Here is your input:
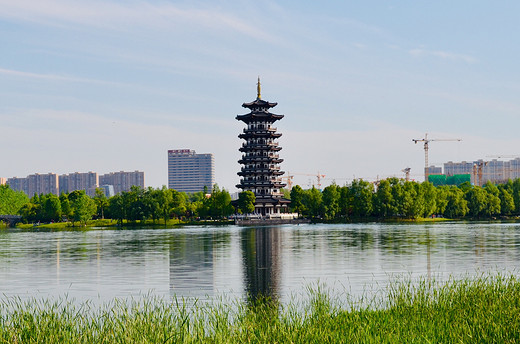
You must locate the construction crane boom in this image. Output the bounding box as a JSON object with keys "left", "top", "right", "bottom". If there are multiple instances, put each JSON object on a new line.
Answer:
{"left": 486, "top": 155, "right": 520, "bottom": 159}
{"left": 412, "top": 133, "right": 462, "bottom": 181}
{"left": 283, "top": 172, "right": 326, "bottom": 190}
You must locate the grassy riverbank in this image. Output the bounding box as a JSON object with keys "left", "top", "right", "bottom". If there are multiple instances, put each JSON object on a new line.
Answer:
{"left": 1, "top": 274, "right": 519, "bottom": 343}
{"left": 14, "top": 218, "right": 233, "bottom": 230}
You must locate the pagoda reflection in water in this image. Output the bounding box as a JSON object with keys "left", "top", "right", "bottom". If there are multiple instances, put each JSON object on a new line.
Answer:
{"left": 241, "top": 226, "right": 281, "bottom": 302}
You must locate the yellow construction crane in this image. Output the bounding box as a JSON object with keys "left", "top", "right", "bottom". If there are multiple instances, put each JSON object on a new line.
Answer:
{"left": 412, "top": 133, "right": 462, "bottom": 181}
{"left": 283, "top": 172, "right": 326, "bottom": 190}
{"left": 402, "top": 167, "right": 411, "bottom": 181}
{"left": 486, "top": 155, "right": 520, "bottom": 159}
{"left": 281, "top": 173, "right": 294, "bottom": 190}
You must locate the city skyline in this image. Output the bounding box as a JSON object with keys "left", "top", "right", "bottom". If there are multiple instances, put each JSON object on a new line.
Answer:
{"left": 5, "top": 170, "right": 144, "bottom": 196}
{"left": 3, "top": 1, "right": 520, "bottom": 191}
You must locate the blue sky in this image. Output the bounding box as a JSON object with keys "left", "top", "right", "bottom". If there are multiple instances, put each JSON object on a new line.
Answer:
{"left": 2, "top": 0, "right": 520, "bottom": 191}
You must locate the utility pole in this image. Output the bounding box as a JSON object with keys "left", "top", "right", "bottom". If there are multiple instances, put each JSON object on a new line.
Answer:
{"left": 412, "top": 133, "right": 462, "bottom": 182}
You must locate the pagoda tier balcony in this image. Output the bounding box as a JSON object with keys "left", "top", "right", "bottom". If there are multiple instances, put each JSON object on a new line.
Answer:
{"left": 237, "top": 180, "right": 286, "bottom": 188}
{"left": 255, "top": 193, "right": 286, "bottom": 200}
{"left": 236, "top": 183, "right": 287, "bottom": 190}
{"left": 240, "top": 164, "right": 281, "bottom": 171}
{"left": 242, "top": 141, "right": 279, "bottom": 147}
{"left": 240, "top": 153, "right": 279, "bottom": 159}
{"left": 239, "top": 143, "right": 282, "bottom": 152}
{"left": 238, "top": 131, "right": 282, "bottom": 139}
{"left": 237, "top": 168, "right": 284, "bottom": 176}
{"left": 238, "top": 157, "right": 283, "bottom": 164}
{"left": 243, "top": 126, "right": 277, "bottom": 132}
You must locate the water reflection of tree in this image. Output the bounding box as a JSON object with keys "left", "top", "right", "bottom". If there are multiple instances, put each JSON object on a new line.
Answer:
{"left": 241, "top": 226, "right": 281, "bottom": 304}
{"left": 168, "top": 231, "right": 231, "bottom": 298}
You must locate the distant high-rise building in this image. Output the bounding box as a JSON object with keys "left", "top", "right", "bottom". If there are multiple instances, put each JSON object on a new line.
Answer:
{"left": 11, "top": 173, "right": 59, "bottom": 196}
{"left": 99, "top": 171, "right": 145, "bottom": 194}
{"left": 427, "top": 166, "right": 442, "bottom": 175}
{"left": 167, "top": 149, "right": 215, "bottom": 193}
{"left": 59, "top": 172, "right": 99, "bottom": 196}
{"left": 6, "top": 177, "right": 26, "bottom": 194}
{"left": 0, "top": 178, "right": 6, "bottom": 185}
{"left": 435, "top": 157, "right": 520, "bottom": 186}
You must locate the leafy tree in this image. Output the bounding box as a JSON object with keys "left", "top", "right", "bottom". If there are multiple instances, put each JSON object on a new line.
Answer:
{"left": 68, "top": 190, "right": 96, "bottom": 226}
{"left": 238, "top": 191, "right": 256, "bottom": 214}
{"left": 483, "top": 182, "right": 501, "bottom": 216}
{"left": 41, "top": 194, "right": 61, "bottom": 222}
{"left": 421, "top": 182, "right": 437, "bottom": 217}
{"left": 207, "top": 184, "right": 233, "bottom": 218}
{"left": 512, "top": 179, "right": 520, "bottom": 215}
{"left": 94, "top": 188, "right": 109, "bottom": 219}
{"left": 108, "top": 194, "right": 125, "bottom": 225}
{"left": 435, "top": 185, "right": 449, "bottom": 215}
{"left": 338, "top": 185, "right": 351, "bottom": 217}
{"left": 290, "top": 185, "right": 306, "bottom": 215}
{"left": 465, "top": 186, "right": 488, "bottom": 218}
{"left": 444, "top": 186, "right": 468, "bottom": 218}
{"left": 0, "top": 185, "right": 29, "bottom": 215}
{"left": 189, "top": 191, "right": 205, "bottom": 203}
{"left": 374, "top": 179, "right": 394, "bottom": 217}
{"left": 303, "top": 186, "right": 323, "bottom": 218}
{"left": 499, "top": 184, "right": 515, "bottom": 216}
{"left": 156, "top": 186, "right": 173, "bottom": 224}
{"left": 350, "top": 179, "right": 373, "bottom": 217}
{"left": 19, "top": 202, "right": 41, "bottom": 223}
{"left": 171, "top": 190, "right": 188, "bottom": 219}
{"left": 143, "top": 187, "right": 161, "bottom": 224}
{"left": 322, "top": 184, "right": 340, "bottom": 220}
{"left": 399, "top": 181, "right": 423, "bottom": 219}
{"left": 389, "top": 178, "right": 404, "bottom": 217}
{"left": 124, "top": 186, "right": 149, "bottom": 223}
{"left": 60, "top": 192, "right": 71, "bottom": 221}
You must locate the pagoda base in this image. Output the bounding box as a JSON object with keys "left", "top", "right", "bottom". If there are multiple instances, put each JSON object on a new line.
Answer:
{"left": 234, "top": 214, "right": 310, "bottom": 226}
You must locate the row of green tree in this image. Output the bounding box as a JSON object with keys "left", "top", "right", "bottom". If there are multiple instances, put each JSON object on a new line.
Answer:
{"left": 3, "top": 184, "right": 252, "bottom": 225}
{"left": 4, "top": 177, "right": 520, "bottom": 225}
{"left": 290, "top": 178, "right": 520, "bottom": 220}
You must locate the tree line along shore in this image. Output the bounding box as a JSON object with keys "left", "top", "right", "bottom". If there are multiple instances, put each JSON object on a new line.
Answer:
{"left": 2, "top": 177, "right": 520, "bottom": 227}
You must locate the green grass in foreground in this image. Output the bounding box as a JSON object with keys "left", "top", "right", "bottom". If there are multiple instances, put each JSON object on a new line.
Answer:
{"left": 1, "top": 274, "right": 520, "bottom": 343}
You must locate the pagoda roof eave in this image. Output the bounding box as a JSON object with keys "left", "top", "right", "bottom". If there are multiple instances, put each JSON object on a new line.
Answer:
{"left": 242, "top": 99, "right": 277, "bottom": 108}
{"left": 254, "top": 197, "right": 291, "bottom": 204}
{"left": 236, "top": 113, "right": 284, "bottom": 121}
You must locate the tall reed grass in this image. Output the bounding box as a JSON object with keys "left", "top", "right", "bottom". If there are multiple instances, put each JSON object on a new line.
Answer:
{"left": 1, "top": 274, "right": 519, "bottom": 343}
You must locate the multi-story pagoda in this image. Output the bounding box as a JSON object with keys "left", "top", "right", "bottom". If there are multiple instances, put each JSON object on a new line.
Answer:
{"left": 236, "top": 79, "right": 290, "bottom": 216}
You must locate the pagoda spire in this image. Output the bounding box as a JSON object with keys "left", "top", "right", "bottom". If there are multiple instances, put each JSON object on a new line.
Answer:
{"left": 256, "top": 77, "right": 261, "bottom": 100}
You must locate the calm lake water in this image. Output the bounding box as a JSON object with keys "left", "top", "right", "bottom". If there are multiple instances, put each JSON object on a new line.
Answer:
{"left": 1, "top": 222, "right": 519, "bottom": 304}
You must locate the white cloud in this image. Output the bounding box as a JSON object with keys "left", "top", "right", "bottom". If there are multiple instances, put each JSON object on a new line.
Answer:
{"left": 409, "top": 48, "right": 477, "bottom": 64}
{"left": 0, "top": 67, "right": 127, "bottom": 86}
{"left": 0, "top": 0, "right": 275, "bottom": 42}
